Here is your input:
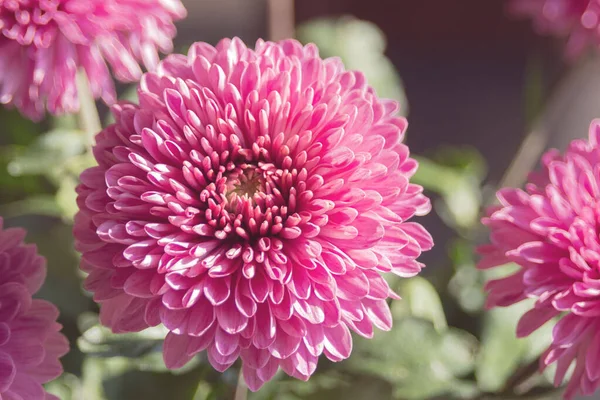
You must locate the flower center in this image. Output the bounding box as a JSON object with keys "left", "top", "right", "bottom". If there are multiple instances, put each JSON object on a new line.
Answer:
{"left": 226, "top": 167, "right": 264, "bottom": 200}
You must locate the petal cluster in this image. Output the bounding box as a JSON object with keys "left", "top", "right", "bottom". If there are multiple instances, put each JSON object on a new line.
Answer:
{"left": 0, "top": 0, "right": 186, "bottom": 120}
{"left": 0, "top": 218, "right": 69, "bottom": 400}
{"left": 479, "top": 120, "right": 600, "bottom": 399}
{"left": 509, "top": 0, "right": 599, "bottom": 58}
{"left": 74, "top": 38, "right": 432, "bottom": 391}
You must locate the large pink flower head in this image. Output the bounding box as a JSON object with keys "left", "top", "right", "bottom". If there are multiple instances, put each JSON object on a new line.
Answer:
{"left": 509, "top": 0, "right": 600, "bottom": 58}
{"left": 74, "top": 37, "right": 433, "bottom": 391}
{"left": 0, "top": 218, "right": 69, "bottom": 400}
{"left": 0, "top": 0, "right": 186, "bottom": 120}
{"left": 479, "top": 120, "right": 600, "bottom": 399}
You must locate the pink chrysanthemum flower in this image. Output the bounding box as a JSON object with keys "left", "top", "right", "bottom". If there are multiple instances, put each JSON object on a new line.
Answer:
{"left": 74, "top": 37, "right": 433, "bottom": 391}
{"left": 508, "top": 0, "right": 600, "bottom": 58}
{"left": 0, "top": 218, "right": 69, "bottom": 400}
{"left": 479, "top": 120, "right": 600, "bottom": 399}
{"left": 0, "top": 0, "right": 186, "bottom": 120}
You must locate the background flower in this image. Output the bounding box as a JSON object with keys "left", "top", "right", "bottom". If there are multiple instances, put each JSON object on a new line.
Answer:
{"left": 479, "top": 120, "right": 600, "bottom": 399}
{"left": 508, "top": 0, "right": 600, "bottom": 58}
{"left": 0, "top": 217, "right": 69, "bottom": 400}
{"left": 0, "top": 0, "right": 186, "bottom": 120}
{"left": 74, "top": 37, "right": 433, "bottom": 391}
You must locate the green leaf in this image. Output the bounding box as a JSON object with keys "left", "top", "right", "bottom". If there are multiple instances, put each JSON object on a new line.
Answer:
{"left": 476, "top": 302, "right": 529, "bottom": 392}
{"left": 348, "top": 317, "right": 478, "bottom": 399}
{"left": 5, "top": 129, "right": 96, "bottom": 220}
{"left": 475, "top": 264, "right": 553, "bottom": 392}
{"left": 412, "top": 155, "right": 483, "bottom": 229}
{"left": 51, "top": 113, "right": 79, "bottom": 130}
{"left": 524, "top": 314, "right": 553, "bottom": 361}
{"left": 250, "top": 371, "right": 366, "bottom": 400}
{"left": 78, "top": 314, "right": 203, "bottom": 374}
{"left": 80, "top": 354, "right": 203, "bottom": 400}
{"left": 308, "top": 376, "right": 393, "bottom": 400}
{"left": 79, "top": 317, "right": 165, "bottom": 358}
{"left": 475, "top": 263, "right": 546, "bottom": 392}
{"left": 0, "top": 195, "right": 62, "bottom": 219}
{"left": 436, "top": 185, "right": 481, "bottom": 230}
{"left": 297, "top": 16, "right": 408, "bottom": 114}
{"left": 430, "top": 146, "right": 487, "bottom": 183}
{"left": 7, "top": 129, "right": 85, "bottom": 177}
{"left": 193, "top": 382, "right": 216, "bottom": 400}
{"left": 81, "top": 357, "right": 125, "bottom": 400}
{"left": 104, "top": 367, "right": 207, "bottom": 400}
{"left": 45, "top": 373, "right": 83, "bottom": 400}
{"left": 25, "top": 220, "right": 88, "bottom": 319}
{"left": 56, "top": 176, "right": 79, "bottom": 222}
{"left": 439, "top": 329, "right": 479, "bottom": 377}
{"left": 394, "top": 276, "right": 448, "bottom": 331}
{"left": 447, "top": 239, "right": 486, "bottom": 313}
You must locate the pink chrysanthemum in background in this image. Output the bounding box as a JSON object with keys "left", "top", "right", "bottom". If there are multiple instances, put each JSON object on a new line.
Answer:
{"left": 0, "top": 218, "right": 69, "bottom": 400}
{"left": 479, "top": 120, "right": 600, "bottom": 399}
{"left": 508, "top": 0, "right": 600, "bottom": 58}
{"left": 74, "top": 37, "right": 432, "bottom": 391}
{"left": 0, "top": 0, "right": 187, "bottom": 120}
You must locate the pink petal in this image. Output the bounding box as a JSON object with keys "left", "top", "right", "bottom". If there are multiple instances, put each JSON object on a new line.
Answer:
{"left": 0, "top": 351, "right": 16, "bottom": 392}
{"left": 323, "top": 323, "right": 352, "bottom": 361}
{"left": 163, "top": 332, "right": 195, "bottom": 369}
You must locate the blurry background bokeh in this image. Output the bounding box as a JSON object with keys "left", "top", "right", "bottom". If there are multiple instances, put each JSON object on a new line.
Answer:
{"left": 1, "top": 0, "right": 598, "bottom": 399}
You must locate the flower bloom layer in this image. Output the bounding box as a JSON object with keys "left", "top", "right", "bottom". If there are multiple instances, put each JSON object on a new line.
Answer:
{"left": 0, "top": 218, "right": 69, "bottom": 400}
{"left": 479, "top": 120, "right": 600, "bottom": 399}
{"left": 509, "top": 0, "right": 600, "bottom": 58}
{"left": 74, "top": 37, "right": 433, "bottom": 391}
{"left": 0, "top": 0, "right": 186, "bottom": 120}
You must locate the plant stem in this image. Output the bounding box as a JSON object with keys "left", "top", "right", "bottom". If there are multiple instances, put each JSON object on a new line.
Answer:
{"left": 267, "top": 0, "right": 295, "bottom": 41}
{"left": 75, "top": 69, "right": 101, "bottom": 148}
{"left": 500, "top": 356, "right": 541, "bottom": 395}
{"left": 471, "top": 356, "right": 550, "bottom": 400}
{"left": 234, "top": 370, "right": 247, "bottom": 400}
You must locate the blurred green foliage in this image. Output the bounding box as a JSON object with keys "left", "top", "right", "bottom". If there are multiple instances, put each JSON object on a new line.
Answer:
{"left": 412, "top": 147, "right": 486, "bottom": 232}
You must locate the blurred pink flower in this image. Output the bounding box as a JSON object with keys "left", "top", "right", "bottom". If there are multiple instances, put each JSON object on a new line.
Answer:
{"left": 74, "top": 37, "right": 433, "bottom": 391}
{"left": 509, "top": 0, "right": 600, "bottom": 58}
{"left": 0, "top": 0, "right": 186, "bottom": 120}
{"left": 479, "top": 120, "right": 600, "bottom": 399}
{"left": 0, "top": 218, "right": 69, "bottom": 400}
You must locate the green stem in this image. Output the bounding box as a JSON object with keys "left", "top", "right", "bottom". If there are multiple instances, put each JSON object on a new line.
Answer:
{"left": 75, "top": 69, "right": 101, "bottom": 148}
{"left": 500, "top": 356, "right": 541, "bottom": 395}
{"left": 471, "top": 356, "right": 560, "bottom": 400}
{"left": 234, "top": 370, "right": 247, "bottom": 400}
